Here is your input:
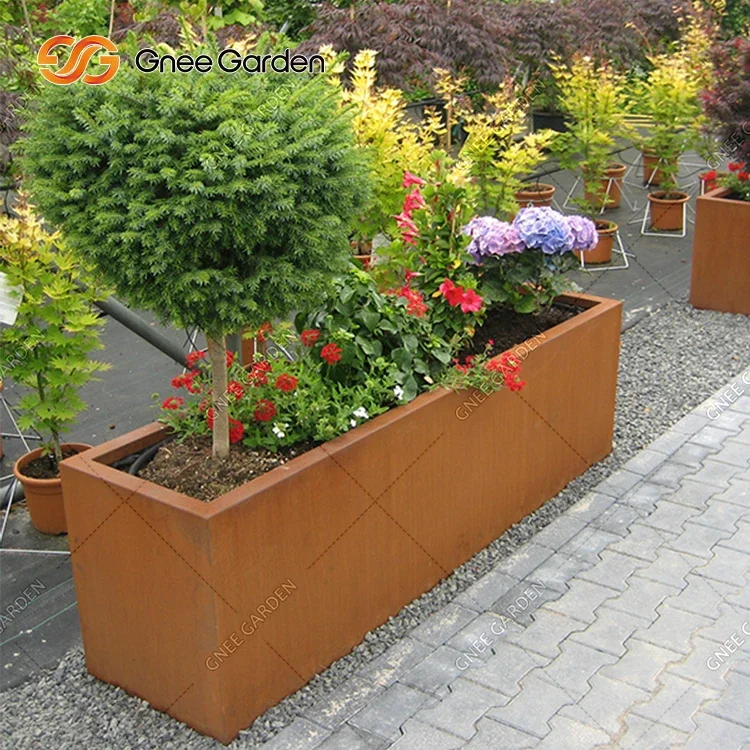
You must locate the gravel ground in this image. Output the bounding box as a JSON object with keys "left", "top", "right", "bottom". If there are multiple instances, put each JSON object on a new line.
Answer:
{"left": 3, "top": 297, "right": 750, "bottom": 749}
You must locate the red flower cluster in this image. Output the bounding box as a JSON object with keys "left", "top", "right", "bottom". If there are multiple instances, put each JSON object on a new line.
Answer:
{"left": 390, "top": 284, "right": 428, "bottom": 317}
{"left": 403, "top": 172, "right": 426, "bottom": 188}
{"left": 485, "top": 353, "right": 526, "bottom": 392}
{"left": 226, "top": 350, "right": 235, "bottom": 367}
{"left": 229, "top": 418, "right": 244, "bottom": 444}
{"left": 439, "top": 279, "right": 484, "bottom": 313}
{"left": 185, "top": 350, "right": 206, "bottom": 368}
{"left": 321, "top": 342, "right": 343, "bottom": 365}
{"left": 453, "top": 354, "right": 475, "bottom": 374}
{"left": 253, "top": 399, "right": 276, "bottom": 422}
{"left": 394, "top": 174, "right": 427, "bottom": 245}
{"left": 162, "top": 396, "right": 184, "bottom": 410}
{"left": 248, "top": 360, "right": 272, "bottom": 386}
{"left": 300, "top": 329, "right": 320, "bottom": 347}
{"left": 729, "top": 162, "right": 750, "bottom": 180}
{"left": 275, "top": 373, "right": 298, "bottom": 392}
{"left": 227, "top": 380, "right": 245, "bottom": 399}
{"left": 171, "top": 371, "right": 202, "bottom": 394}
{"left": 256, "top": 322, "right": 273, "bottom": 342}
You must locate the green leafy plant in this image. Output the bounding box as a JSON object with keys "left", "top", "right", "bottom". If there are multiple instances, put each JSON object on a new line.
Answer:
{"left": 0, "top": 199, "right": 109, "bottom": 467}
{"left": 21, "top": 39, "right": 369, "bottom": 458}
{"left": 50, "top": 0, "right": 110, "bottom": 36}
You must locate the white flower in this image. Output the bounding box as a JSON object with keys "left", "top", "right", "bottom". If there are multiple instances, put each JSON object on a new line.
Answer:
{"left": 272, "top": 424, "right": 286, "bottom": 439}
{"left": 350, "top": 419, "right": 357, "bottom": 428}
{"left": 393, "top": 385, "right": 405, "bottom": 400}
{"left": 352, "top": 407, "right": 369, "bottom": 419}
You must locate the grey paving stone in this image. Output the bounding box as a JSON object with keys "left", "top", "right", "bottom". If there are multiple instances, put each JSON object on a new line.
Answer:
{"left": 663, "top": 573, "right": 737, "bottom": 620}
{"left": 389, "top": 719, "right": 464, "bottom": 750}
{"left": 536, "top": 639, "right": 618, "bottom": 701}
{"left": 634, "top": 603, "right": 713, "bottom": 655}
{"left": 717, "top": 519, "right": 750, "bottom": 553}
{"left": 668, "top": 635, "right": 737, "bottom": 691}
{"left": 486, "top": 673, "right": 576, "bottom": 738}
{"left": 635, "top": 547, "right": 703, "bottom": 590}
{"left": 492, "top": 542, "right": 555, "bottom": 581}
{"left": 681, "top": 712, "right": 750, "bottom": 750}
{"left": 456, "top": 570, "right": 519, "bottom": 612}
{"left": 668, "top": 479, "right": 720, "bottom": 510}
{"left": 623, "top": 449, "right": 670, "bottom": 477}
{"left": 570, "top": 607, "right": 651, "bottom": 657}
{"left": 647, "top": 430, "right": 691, "bottom": 456}
{"left": 317, "top": 725, "right": 387, "bottom": 750}
{"left": 591, "top": 503, "right": 645, "bottom": 537}
{"left": 619, "top": 481, "right": 673, "bottom": 512}
{"left": 714, "top": 479, "right": 750, "bottom": 508}
{"left": 696, "top": 545, "right": 750, "bottom": 587}
{"left": 565, "top": 491, "right": 618, "bottom": 523}
{"left": 414, "top": 679, "right": 508, "bottom": 740}
{"left": 600, "top": 638, "right": 682, "bottom": 692}
{"left": 541, "top": 578, "right": 618, "bottom": 624}
{"left": 697, "top": 603, "right": 750, "bottom": 652}
{"left": 668, "top": 521, "right": 735, "bottom": 560}
{"left": 576, "top": 549, "right": 649, "bottom": 592}
{"left": 617, "top": 714, "right": 689, "bottom": 749}
{"left": 463, "top": 641, "right": 549, "bottom": 698}
{"left": 462, "top": 717, "right": 539, "bottom": 749}
{"left": 712, "top": 440, "right": 750, "bottom": 469}
{"left": 602, "top": 575, "right": 681, "bottom": 624}
{"left": 730, "top": 395, "right": 750, "bottom": 414}
{"left": 350, "top": 682, "right": 434, "bottom": 741}
{"left": 262, "top": 718, "right": 331, "bottom": 750}
{"left": 670, "top": 442, "right": 716, "bottom": 468}
{"left": 305, "top": 676, "right": 383, "bottom": 730}
{"left": 491, "top": 577, "right": 563, "bottom": 625}
{"left": 732, "top": 423, "right": 750, "bottom": 445}
{"left": 518, "top": 552, "right": 589, "bottom": 596}
{"left": 534, "top": 715, "right": 611, "bottom": 748}
{"left": 401, "top": 646, "right": 465, "bottom": 698}
{"left": 610, "top": 523, "right": 676, "bottom": 563}
{"left": 688, "top": 425, "right": 738, "bottom": 450}
{"left": 357, "top": 638, "right": 434, "bottom": 689}
{"left": 411, "top": 604, "right": 478, "bottom": 649}
{"left": 595, "top": 469, "right": 643, "bottom": 498}
{"left": 710, "top": 409, "right": 750, "bottom": 432}
{"left": 530, "top": 516, "right": 588, "bottom": 552}
{"left": 637, "top": 500, "right": 700, "bottom": 534}
{"left": 691, "top": 501, "right": 748, "bottom": 534}
{"left": 558, "top": 674, "right": 649, "bottom": 735}
{"left": 446, "top": 612, "right": 523, "bottom": 666}
{"left": 685, "top": 459, "right": 744, "bottom": 489}
{"left": 504, "top": 609, "right": 588, "bottom": 660}
{"left": 631, "top": 673, "right": 719, "bottom": 733}
{"left": 558, "top": 527, "right": 621, "bottom": 565}
{"left": 649, "top": 461, "right": 700, "bottom": 489}
{"left": 672, "top": 413, "right": 711, "bottom": 435}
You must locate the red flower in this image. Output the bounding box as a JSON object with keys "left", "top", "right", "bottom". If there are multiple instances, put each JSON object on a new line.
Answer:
{"left": 185, "top": 350, "right": 206, "bottom": 368}
{"left": 394, "top": 211, "right": 419, "bottom": 238}
{"left": 162, "top": 396, "right": 184, "bottom": 410}
{"left": 402, "top": 171, "right": 426, "bottom": 188}
{"left": 199, "top": 398, "right": 209, "bottom": 413}
{"left": 226, "top": 350, "right": 235, "bottom": 368}
{"left": 485, "top": 353, "right": 525, "bottom": 392}
{"left": 439, "top": 279, "right": 465, "bottom": 307}
{"left": 184, "top": 373, "right": 202, "bottom": 394}
{"left": 228, "top": 380, "right": 245, "bottom": 399}
{"left": 229, "top": 418, "right": 245, "bottom": 444}
{"left": 206, "top": 407, "right": 215, "bottom": 428}
{"left": 248, "top": 367, "right": 268, "bottom": 387}
{"left": 256, "top": 322, "right": 273, "bottom": 342}
{"left": 253, "top": 399, "right": 276, "bottom": 422}
{"left": 300, "top": 329, "right": 321, "bottom": 347}
{"left": 320, "top": 342, "right": 343, "bottom": 365}
{"left": 403, "top": 188, "right": 426, "bottom": 214}
{"left": 404, "top": 269, "right": 420, "bottom": 282}
{"left": 460, "top": 288, "right": 484, "bottom": 313}
{"left": 701, "top": 170, "right": 717, "bottom": 181}
{"left": 275, "top": 374, "right": 298, "bottom": 392}
{"left": 171, "top": 374, "right": 186, "bottom": 388}
{"left": 739, "top": 171, "right": 750, "bottom": 181}
{"left": 729, "top": 161, "right": 742, "bottom": 172}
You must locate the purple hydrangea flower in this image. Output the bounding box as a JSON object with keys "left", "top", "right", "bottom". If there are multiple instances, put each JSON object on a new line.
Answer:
{"left": 512, "top": 207, "right": 575, "bottom": 255}
{"left": 463, "top": 216, "right": 526, "bottom": 262}
{"left": 566, "top": 215, "right": 599, "bottom": 252}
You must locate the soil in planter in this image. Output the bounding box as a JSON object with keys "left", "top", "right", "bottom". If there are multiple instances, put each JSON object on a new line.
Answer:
{"left": 140, "top": 436, "right": 315, "bottom": 503}
{"left": 21, "top": 449, "right": 78, "bottom": 480}
{"left": 461, "top": 302, "right": 581, "bottom": 359}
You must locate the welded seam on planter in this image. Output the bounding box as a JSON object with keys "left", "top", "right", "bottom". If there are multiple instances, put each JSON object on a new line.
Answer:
{"left": 264, "top": 639, "right": 305, "bottom": 681}
{"left": 165, "top": 682, "right": 195, "bottom": 712}
{"left": 309, "top": 434, "right": 446, "bottom": 571}
{"left": 64, "top": 458, "right": 240, "bottom": 615}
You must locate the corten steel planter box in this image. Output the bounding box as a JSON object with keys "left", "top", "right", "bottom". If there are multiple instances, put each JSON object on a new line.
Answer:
{"left": 61, "top": 292, "right": 621, "bottom": 744}
{"left": 690, "top": 187, "right": 750, "bottom": 316}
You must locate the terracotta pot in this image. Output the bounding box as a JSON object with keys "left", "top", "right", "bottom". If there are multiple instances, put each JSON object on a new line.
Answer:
{"left": 575, "top": 221, "right": 617, "bottom": 264}
{"left": 515, "top": 183, "right": 556, "bottom": 208}
{"left": 61, "top": 293, "right": 621, "bottom": 744}
{"left": 584, "top": 164, "right": 627, "bottom": 210}
{"left": 647, "top": 190, "right": 690, "bottom": 231}
{"left": 642, "top": 150, "right": 678, "bottom": 187}
{"left": 14, "top": 443, "right": 92, "bottom": 534}
{"left": 690, "top": 187, "right": 750, "bottom": 315}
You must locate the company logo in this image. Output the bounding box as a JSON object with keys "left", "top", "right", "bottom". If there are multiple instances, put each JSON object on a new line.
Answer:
{"left": 37, "top": 35, "right": 119, "bottom": 85}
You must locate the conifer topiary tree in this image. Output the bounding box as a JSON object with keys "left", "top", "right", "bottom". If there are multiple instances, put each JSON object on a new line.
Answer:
{"left": 21, "top": 43, "right": 369, "bottom": 457}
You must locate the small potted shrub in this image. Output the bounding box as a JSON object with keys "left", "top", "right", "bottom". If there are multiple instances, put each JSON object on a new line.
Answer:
{"left": 0, "top": 200, "right": 109, "bottom": 533}
{"left": 691, "top": 37, "right": 750, "bottom": 314}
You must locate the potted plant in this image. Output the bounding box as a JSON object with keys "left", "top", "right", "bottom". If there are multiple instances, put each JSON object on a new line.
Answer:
{"left": 0, "top": 199, "right": 109, "bottom": 533}
{"left": 636, "top": 53, "right": 703, "bottom": 231}
{"left": 691, "top": 37, "right": 750, "bottom": 314}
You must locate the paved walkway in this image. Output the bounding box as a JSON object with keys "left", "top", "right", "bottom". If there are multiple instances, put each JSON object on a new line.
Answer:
{"left": 264, "top": 382, "right": 750, "bottom": 749}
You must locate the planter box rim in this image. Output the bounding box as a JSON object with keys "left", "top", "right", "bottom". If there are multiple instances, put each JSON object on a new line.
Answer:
{"left": 699, "top": 186, "right": 750, "bottom": 205}
{"left": 62, "top": 292, "right": 620, "bottom": 519}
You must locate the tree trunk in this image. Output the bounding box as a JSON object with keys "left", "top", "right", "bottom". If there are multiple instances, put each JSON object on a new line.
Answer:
{"left": 206, "top": 335, "right": 230, "bottom": 459}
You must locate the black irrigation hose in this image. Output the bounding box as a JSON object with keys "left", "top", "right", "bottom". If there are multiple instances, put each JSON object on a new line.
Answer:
{"left": 128, "top": 439, "right": 169, "bottom": 476}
